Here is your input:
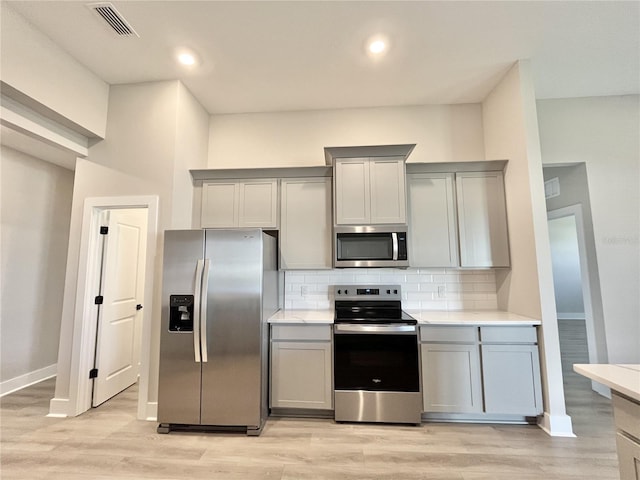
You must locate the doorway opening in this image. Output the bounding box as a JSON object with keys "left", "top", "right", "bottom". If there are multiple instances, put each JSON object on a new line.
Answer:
{"left": 543, "top": 165, "right": 608, "bottom": 399}
{"left": 68, "top": 196, "right": 159, "bottom": 420}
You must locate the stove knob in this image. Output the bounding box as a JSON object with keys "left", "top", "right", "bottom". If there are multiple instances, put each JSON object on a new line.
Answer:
{"left": 394, "top": 289, "right": 398, "bottom": 294}
{"left": 387, "top": 289, "right": 391, "bottom": 294}
{"left": 337, "top": 289, "right": 341, "bottom": 295}
{"left": 345, "top": 289, "right": 349, "bottom": 295}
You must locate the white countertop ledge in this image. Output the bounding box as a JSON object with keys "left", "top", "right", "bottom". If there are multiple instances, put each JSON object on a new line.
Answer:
{"left": 408, "top": 310, "right": 541, "bottom": 325}
{"left": 574, "top": 364, "right": 640, "bottom": 402}
{"left": 268, "top": 309, "right": 334, "bottom": 324}
{"left": 268, "top": 309, "right": 540, "bottom": 326}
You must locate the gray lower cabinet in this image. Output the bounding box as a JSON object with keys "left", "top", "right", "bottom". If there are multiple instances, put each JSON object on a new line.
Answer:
{"left": 421, "top": 343, "right": 483, "bottom": 413}
{"left": 613, "top": 393, "right": 640, "bottom": 480}
{"left": 270, "top": 325, "right": 333, "bottom": 410}
{"left": 420, "top": 325, "right": 542, "bottom": 417}
{"left": 481, "top": 344, "right": 543, "bottom": 415}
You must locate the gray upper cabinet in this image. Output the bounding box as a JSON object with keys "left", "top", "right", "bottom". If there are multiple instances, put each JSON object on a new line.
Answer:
{"left": 280, "top": 177, "right": 332, "bottom": 270}
{"left": 456, "top": 172, "right": 510, "bottom": 267}
{"left": 201, "top": 179, "right": 278, "bottom": 229}
{"left": 408, "top": 173, "right": 459, "bottom": 267}
{"left": 334, "top": 157, "right": 406, "bottom": 225}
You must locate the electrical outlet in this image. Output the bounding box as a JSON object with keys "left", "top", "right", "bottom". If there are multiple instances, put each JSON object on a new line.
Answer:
{"left": 437, "top": 285, "right": 446, "bottom": 298}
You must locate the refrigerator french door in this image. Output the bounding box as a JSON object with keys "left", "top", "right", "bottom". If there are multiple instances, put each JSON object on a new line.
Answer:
{"left": 157, "top": 229, "right": 279, "bottom": 435}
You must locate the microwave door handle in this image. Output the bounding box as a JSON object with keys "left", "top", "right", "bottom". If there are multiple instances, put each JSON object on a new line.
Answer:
{"left": 392, "top": 232, "right": 399, "bottom": 261}
{"left": 193, "top": 259, "right": 204, "bottom": 363}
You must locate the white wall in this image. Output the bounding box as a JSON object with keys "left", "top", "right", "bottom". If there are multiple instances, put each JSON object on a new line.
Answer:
{"left": 0, "top": 146, "right": 73, "bottom": 384}
{"left": 482, "top": 61, "right": 572, "bottom": 436}
{"left": 208, "top": 104, "right": 484, "bottom": 167}
{"left": 548, "top": 216, "right": 585, "bottom": 318}
{"left": 52, "top": 80, "right": 209, "bottom": 416}
{"left": 0, "top": 3, "right": 109, "bottom": 138}
{"left": 537, "top": 95, "right": 640, "bottom": 364}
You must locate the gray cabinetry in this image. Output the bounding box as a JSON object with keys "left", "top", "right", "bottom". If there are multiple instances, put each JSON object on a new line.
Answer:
{"left": 456, "top": 172, "right": 510, "bottom": 267}
{"left": 334, "top": 157, "right": 406, "bottom": 225}
{"left": 420, "top": 325, "right": 542, "bottom": 418}
{"left": 420, "top": 326, "right": 482, "bottom": 413}
{"left": 613, "top": 393, "right": 640, "bottom": 480}
{"left": 201, "top": 179, "right": 278, "bottom": 228}
{"left": 480, "top": 326, "right": 543, "bottom": 416}
{"left": 270, "top": 325, "right": 333, "bottom": 410}
{"left": 408, "top": 173, "right": 458, "bottom": 267}
{"left": 280, "top": 177, "right": 332, "bottom": 270}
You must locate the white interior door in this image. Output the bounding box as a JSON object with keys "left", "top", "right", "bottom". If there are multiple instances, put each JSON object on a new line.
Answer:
{"left": 92, "top": 208, "right": 147, "bottom": 407}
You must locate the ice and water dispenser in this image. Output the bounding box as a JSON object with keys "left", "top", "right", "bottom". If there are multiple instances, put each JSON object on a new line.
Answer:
{"left": 169, "top": 295, "right": 194, "bottom": 332}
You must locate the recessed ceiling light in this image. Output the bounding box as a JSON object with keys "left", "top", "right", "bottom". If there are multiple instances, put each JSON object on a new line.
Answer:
{"left": 369, "top": 40, "right": 386, "bottom": 54}
{"left": 176, "top": 49, "right": 199, "bottom": 67}
{"left": 366, "top": 36, "right": 389, "bottom": 57}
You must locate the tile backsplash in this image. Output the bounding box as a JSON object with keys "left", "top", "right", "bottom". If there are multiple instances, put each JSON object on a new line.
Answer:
{"left": 284, "top": 268, "right": 498, "bottom": 311}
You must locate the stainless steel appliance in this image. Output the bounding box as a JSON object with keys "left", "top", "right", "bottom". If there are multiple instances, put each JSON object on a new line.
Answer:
{"left": 334, "top": 225, "right": 408, "bottom": 268}
{"left": 333, "top": 285, "right": 421, "bottom": 424}
{"left": 157, "top": 229, "right": 280, "bottom": 436}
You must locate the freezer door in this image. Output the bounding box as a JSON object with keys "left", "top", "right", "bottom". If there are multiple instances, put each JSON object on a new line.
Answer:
{"left": 200, "top": 229, "right": 264, "bottom": 427}
{"left": 157, "top": 230, "right": 204, "bottom": 425}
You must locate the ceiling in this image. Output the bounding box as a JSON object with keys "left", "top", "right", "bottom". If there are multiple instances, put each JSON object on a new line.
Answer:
{"left": 5, "top": 0, "right": 640, "bottom": 116}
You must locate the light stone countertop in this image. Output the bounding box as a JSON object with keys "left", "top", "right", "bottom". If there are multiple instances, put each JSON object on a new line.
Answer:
{"left": 268, "top": 309, "right": 335, "bottom": 324}
{"left": 574, "top": 364, "right": 640, "bottom": 402}
{"left": 267, "top": 309, "right": 540, "bottom": 326}
{"left": 407, "top": 310, "right": 541, "bottom": 325}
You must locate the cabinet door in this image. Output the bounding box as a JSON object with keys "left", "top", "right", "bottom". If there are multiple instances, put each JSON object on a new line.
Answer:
{"left": 280, "top": 178, "right": 332, "bottom": 269}
{"left": 201, "top": 182, "right": 238, "bottom": 228}
{"left": 238, "top": 180, "right": 278, "bottom": 228}
{"left": 456, "top": 172, "right": 510, "bottom": 267}
{"left": 615, "top": 432, "right": 640, "bottom": 480}
{"left": 370, "top": 157, "right": 406, "bottom": 224}
{"left": 270, "top": 341, "right": 333, "bottom": 410}
{"left": 334, "top": 158, "right": 370, "bottom": 225}
{"left": 481, "top": 344, "right": 543, "bottom": 415}
{"left": 421, "top": 343, "right": 483, "bottom": 413}
{"left": 408, "top": 173, "right": 458, "bottom": 267}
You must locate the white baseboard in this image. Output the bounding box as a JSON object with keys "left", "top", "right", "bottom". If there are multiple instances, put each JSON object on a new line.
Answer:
{"left": 556, "top": 313, "right": 586, "bottom": 320}
{"left": 538, "top": 412, "right": 576, "bottom": 437}
{"left": 48, "top": 397, "right": 69, "bottom": 417}
{"left": 144, "top": 401, "right": 157, "bottom": 422}
{"left": 0, "top": 364, "right": 57, "bottom": 397}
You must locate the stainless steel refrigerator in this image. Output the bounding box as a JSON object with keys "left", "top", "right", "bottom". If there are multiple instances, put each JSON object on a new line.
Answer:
{"left": 157, "top": 229, "right": 280, "bottom": 436}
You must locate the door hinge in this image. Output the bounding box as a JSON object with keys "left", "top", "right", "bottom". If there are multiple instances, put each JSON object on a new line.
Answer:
{"left": 100, "top": 226, "right": 109, "bottom": 235}
{"left": 89, "top": 368, "right": 98, "bottom": 379}
{"left": 94, "top": 295, "right": 104, "bottom": 305}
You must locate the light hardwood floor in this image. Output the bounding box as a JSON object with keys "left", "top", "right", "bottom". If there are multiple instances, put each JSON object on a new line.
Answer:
{"left": 2, "top": 350, "right": 618, "bottom": 479}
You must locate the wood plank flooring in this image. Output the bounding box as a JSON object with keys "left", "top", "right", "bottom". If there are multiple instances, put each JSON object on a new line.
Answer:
{"left": 1, "top": 339, "right": 618, "bottom": 479}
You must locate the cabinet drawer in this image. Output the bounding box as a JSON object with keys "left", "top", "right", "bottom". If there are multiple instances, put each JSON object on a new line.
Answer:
{"left": 613, "top": 393, "right": 640, "bottom": 441}
{"left": 420, "top": 326, "right": 478, "bottom": 343}
{"left": 480, "top": 326, "right": 537, "bottom": 344}
{"left": 272, "top": 325, "right": 332, "bottom": 341}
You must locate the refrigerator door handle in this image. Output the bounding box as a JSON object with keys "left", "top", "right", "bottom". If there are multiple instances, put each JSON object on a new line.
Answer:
{"left": 200, "top": 258, "right": 211, "bottom": 363}
{"left": 193, "top": 259, "right": 204, "bottom": 363}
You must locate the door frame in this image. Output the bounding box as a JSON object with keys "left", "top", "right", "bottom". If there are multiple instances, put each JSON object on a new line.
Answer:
{"left": 547, "top": 204, "right": 608, "bottom": 397}
{"left": 69, "top": 195, "right": 159, "bottom": 419}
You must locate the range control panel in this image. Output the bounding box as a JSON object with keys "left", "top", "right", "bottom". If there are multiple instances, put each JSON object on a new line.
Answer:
{"left": 333, "top": 285, "right": 401, "bottom": 302}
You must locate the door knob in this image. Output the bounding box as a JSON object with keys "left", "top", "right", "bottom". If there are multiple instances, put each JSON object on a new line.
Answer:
{"left": 136, "top": 304, "right": 143, "bottom": 310}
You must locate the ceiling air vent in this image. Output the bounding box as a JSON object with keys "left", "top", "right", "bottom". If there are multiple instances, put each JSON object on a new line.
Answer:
{"left": 87, "top": 3, "right": 139, "bottom": 37}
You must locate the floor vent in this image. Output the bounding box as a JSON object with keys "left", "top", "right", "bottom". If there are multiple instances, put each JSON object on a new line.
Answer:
{"left": 87, "top": 2, "right": 139, "bottom": 37}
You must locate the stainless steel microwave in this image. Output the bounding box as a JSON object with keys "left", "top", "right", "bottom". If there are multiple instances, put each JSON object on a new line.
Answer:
{"left": 334, "top": 225, "right": 409, "bottom": 268}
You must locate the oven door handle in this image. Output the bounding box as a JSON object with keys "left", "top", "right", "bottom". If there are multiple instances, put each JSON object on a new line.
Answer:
{"left": 334, "top": 324, "right": 417, "bottom": 334}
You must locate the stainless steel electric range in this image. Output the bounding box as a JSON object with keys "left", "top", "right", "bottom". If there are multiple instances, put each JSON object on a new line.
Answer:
{"left": 333, "top": 285, "right": 422, "bottom": 425}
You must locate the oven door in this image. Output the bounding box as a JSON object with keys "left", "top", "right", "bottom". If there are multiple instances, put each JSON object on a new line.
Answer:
{"left": 333, "top": 324, "right": 420, "bottom": 393}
